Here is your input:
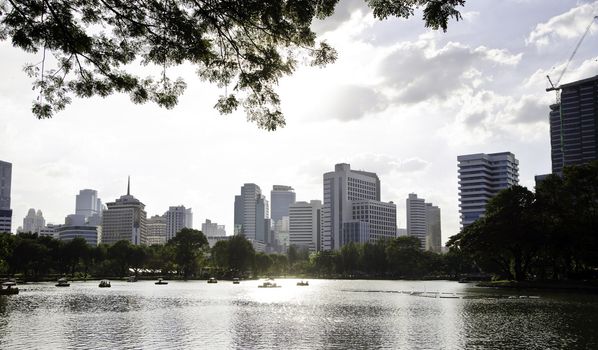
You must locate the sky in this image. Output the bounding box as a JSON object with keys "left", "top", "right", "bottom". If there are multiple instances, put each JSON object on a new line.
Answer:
{"left": 1, "top": 0, "right": 598, "bottom": 244}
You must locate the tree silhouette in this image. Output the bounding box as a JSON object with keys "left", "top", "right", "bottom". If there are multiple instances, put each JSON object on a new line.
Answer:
{"left": 0, "top": 0, "right": 465, "bottom": 129}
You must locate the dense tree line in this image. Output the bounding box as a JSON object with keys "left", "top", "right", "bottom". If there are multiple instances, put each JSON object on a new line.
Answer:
{"left": 0, "top": 227, "right": 469, "bottom": 280}
{"left": 448, "top": 162, "right": 598, "bottom": 281}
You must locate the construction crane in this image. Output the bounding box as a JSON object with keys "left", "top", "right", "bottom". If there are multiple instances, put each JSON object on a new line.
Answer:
{"left": 546, "top": 15, "right": 598, "bottom": 103}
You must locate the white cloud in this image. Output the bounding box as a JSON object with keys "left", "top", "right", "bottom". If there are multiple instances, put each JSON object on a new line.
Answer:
{"left": 527, "top": 2, "right": 598, "bottom": 47}
{"left": 378, "top": 37, "right": 521, "bottom": 104}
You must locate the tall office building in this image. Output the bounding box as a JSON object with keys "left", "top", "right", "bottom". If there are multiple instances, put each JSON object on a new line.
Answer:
{"left": 22, "top": 208, "right": 46, "bottom": 234}
{"left": 270, "top": 185, "right": 296, "bottom": 223}
{"left": 406, "top": 194, "right": 427, "bottom": 248}
{"left": 0, "top": 160, "right": 12, "bottom": 233}
{"left": 146, "top": 215, "right": 167, "bottom": 245}
{"left": 349, "top": 200, "right": 396, "bottom": 243}
{"left": 458, "top": 152, "right": 519, "bottom": 228}
{"left": 202, "top": 219, "right": 226, "bottom": 236}
{"left": 549, "top": 75, "right": 598, "bottom": 174}
{"left": 322, "top": 163, "right": 395, "bottom": 250}
{"left": 165, "top": 205, "right": 193, "bottom": 241}
{"left": 406, "top": 194, "right": 442, "bottom": 251}
{"left": 76, "top": 189, "right": 103, "bottom": 218}
{"left": 289, "top": 200, "right": 322, "bottom": 252}
{"left": 101, "top": 178, "right": 147, "bottom": 245}
{"left": 425, "top": 203, "right": 442, "bottom": 253}
{"left": 58, "top": 189, "right": 103, "bottom": 246}
{"left": 234, "top": 183, "right": 269, "bottom": 242}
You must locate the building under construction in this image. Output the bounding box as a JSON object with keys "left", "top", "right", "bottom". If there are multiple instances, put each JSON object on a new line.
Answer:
{"left": 549, "top": 75, "right": 598, "bottom": 174}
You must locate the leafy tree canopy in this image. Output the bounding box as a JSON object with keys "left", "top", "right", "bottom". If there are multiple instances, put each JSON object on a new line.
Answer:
{"left": 0, "top": 0, "right": 465, "bottom": 130}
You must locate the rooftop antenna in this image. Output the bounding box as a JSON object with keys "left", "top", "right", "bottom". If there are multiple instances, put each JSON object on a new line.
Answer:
{"left": 127, "top": 175, "right": 130, "bottom": 195}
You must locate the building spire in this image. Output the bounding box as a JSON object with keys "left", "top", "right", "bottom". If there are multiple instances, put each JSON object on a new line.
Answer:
{"left": 127, "top": 176, "right": 130, "bottom": 196}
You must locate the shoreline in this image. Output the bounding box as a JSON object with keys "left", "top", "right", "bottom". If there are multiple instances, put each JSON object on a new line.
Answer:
{"left": 475, "top": 280, "right": 598, "bottom": 293}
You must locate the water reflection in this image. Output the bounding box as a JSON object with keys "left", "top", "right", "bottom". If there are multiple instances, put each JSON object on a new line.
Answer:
{"left": 0, "top": 280, "right": 597, "bottom": 349}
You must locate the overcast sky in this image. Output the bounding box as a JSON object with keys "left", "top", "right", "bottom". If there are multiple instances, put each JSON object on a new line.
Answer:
{"left": 1, "top": 0, "right": 597, "bottom": 243}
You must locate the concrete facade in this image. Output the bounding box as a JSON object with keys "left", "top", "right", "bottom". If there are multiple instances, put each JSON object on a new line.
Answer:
{"left": 165, "top": 206, "right": 193, "bottom": 240}
{"left": 234, "top": 183, "right": 269, "bottom": 243}
{"left": 322, "top": 163, "right": 395, "bottom": 250}
{"left": 458, "top": 152, "right": 519, "bottom": 228}
{"left": 101, "top": 179, "right": 147, "bottom": 245}
{"left": 289, "top": 200, "right": 322, "bottom": 252}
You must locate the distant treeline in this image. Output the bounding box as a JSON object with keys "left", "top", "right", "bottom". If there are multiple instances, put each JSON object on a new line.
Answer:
{"left": 0, "top": 229, "right": 467, "bottom": 280}
{"left": 448, "top": 162, "right": 598, "bottom": 281}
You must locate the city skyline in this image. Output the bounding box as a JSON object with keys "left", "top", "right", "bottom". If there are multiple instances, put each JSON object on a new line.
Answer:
{"left": 1, "top": 1, "right": 597, "bottom": 244}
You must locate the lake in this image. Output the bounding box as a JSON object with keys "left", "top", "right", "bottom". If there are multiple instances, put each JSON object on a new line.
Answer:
{"left": 1, "top": 279, "right": 597, "bottom": 349}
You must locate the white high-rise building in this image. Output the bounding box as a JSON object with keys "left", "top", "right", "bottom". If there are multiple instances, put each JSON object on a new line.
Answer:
{"left": 322, "top": 163, "right": 396, "bottom": 250}
{"left": 165, "top": 206, "right": 193, "bottom": 241}
{"left": 58, "top": 189, "right": 103, "bottom": 246}
{"left": 350, "top": 200, "right": 397, "bottom": 243}
{"left": 101, "top": 178, "right": 147, "bottom": 245}
{"left": 0, "top": 160, "right": 12, "bottom": 233}
{"left": 76, "top": 189, "right": 103, "bottom": 218}
{"left": 234, "top": 183, "right": 269, "bottom": 242}
{"left": 406, "top": 193, "right": 442, "bottom": 251}
{"left": 22, "top": 208, "right": 46, "bottom": 234}
{"left": 458, "top": 152, "right": 519, "bottom": 228}
{"left": 201, "top": 219, "right": 226, "bottom": 236}
{"left": 289, "top": 200, "right": 322, "bottom": 252}
{"left": 147, "top": 215, "right": 167, "bottom": 245}
{"left": 406, "top": 194, "right": 427, "bottom": 249}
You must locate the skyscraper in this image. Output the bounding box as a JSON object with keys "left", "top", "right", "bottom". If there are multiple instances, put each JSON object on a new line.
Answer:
{"left": 0, "top": 160, "right": 12, "bottom": 233}
{"left": 425, "top": 203, "right": 442, "bottom": 253}
{"left": 76, "top": 189, "right": 103, "bottom": 218}
{"left": 458, "top": 152, "right": 519, "bottom": 228}
{"left": 406, "top": 194, "right": 442, "bottom": 251}
{"left": 22, "top": 208, "right": 46, "bottom": 234}
{"left": 146, "top": 215, "right": 167, "bottom": 245}
{"left": 201, "top": 219, "right": 226, "bottom": 236}
{"left": 101, "top": 178, "right": 147, "bottom": 245}
{"left": 322, "top": 163, "right": 395, "bottom": 250}
{"left": 270, "top": 185, "right": 296, "bottom": 223}
{"left": 406, "top": 193, "right": 427, "bottom": 248}
{"left": 289, "top": 200, "right": 322, "bottom": 252}
{"left": 234, "top": 183, "right": 269, "bottom": 242}
{"left": 165, "top": 205, "right": 193, "bottom": 240}
{"left": 549, "top": 75, "right": 598, "bottom": 174}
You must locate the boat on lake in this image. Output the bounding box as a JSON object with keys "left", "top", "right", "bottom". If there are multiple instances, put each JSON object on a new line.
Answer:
{"left": 297, "top": 280, "right": 309, "bottom": 286}
{"left": 0, "top": 281, "right": 18, "bottom": 295}
{"left": 232, "top": 278, "right": 240, "bottom": 284}
{"left": 258, "top": 279, "right": 281, "bottom": 288}
{"left": 155, "top": 278, "right": 168, "bottom": 285}
{"left": 207, "top": 277, "right": 218, "bottom": 284}
{"left": 99, "top": 280, "right": 111, "bottom": 288}
{"left": 56, "top": 278, "right": 70, "bottom": 287}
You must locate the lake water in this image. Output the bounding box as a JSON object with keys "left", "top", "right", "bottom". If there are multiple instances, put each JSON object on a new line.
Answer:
{"left": 1, "top": 279, "right": 597, "bottom": 349}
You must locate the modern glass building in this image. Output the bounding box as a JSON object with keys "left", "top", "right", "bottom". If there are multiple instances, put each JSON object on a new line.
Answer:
{"left": 549, "top": 75, "right": 598, "bottom": 174}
